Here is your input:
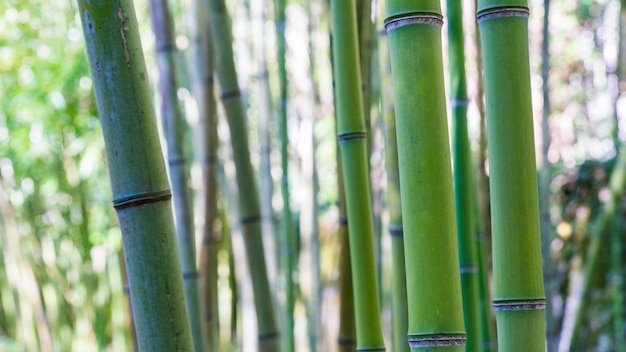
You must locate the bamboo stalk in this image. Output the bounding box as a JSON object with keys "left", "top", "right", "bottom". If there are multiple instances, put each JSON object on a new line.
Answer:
{"left": 191, "top": 0, "right": 220, "bottom": 348}
{"left": 477, "top": 1, "right": 546, "bottom": 350}
{"left": 379, "top": 25, "right": 409, "bottom": 352}
{"left": 539, "top": 1, "right": 557, "bottom": 351}
{"left": 206, "top": 0, "right": 280, "bottom": 349}
{"left": 384, "top": 0, "right": 466, "bottom": 350}
{"left": 274, "top": 0, "right": 295, "bottom": 350}
{"left": 147, "top": 1, "right": 204, "bottom": 350}
{"left": 337, "top": 153, "right": 356, "bottom": 352}
{"left": 76, "top": 1, "right": 193, "bottom": 349}
{"left": 331, "top": 0, "right": 385, "bottom": 350}
{"left": 447, "top": 1, "right": 483, "bottom": 351}
{"left": 612, "top": 214, "right": 625, "bottom": 352}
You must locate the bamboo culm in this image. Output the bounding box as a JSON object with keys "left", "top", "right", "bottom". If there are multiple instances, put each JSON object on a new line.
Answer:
{"left": 147, "top": 1, "right": 205, "bottom": 350}
{"left": 275, "top": 0, "right": 296, "bottom": 349}
{"left": 384, "top": 0, "right": 466, "bottom": 350}
{"left": 76, "top": 1, "right": 193, "bottom": 350}
{"left": 447, "top": 1, "right": 483, "bottom": 350}
{"left": 331, "top": 0, "right": 385, "bottom": 349}
{"left": 477, "top": 1, "right": 546, "bottom": 350}
{"left": 377, "top": 1, "right": 408, "bottom": 348}
{"left": 206, "top": 0, "right": 280, "bottom": 349}
{"left": 191, "top": 0, "right": 220, "bottom": 347}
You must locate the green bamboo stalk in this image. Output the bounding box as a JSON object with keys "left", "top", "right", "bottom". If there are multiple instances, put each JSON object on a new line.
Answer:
{"left": 331, "top": 0, "right": 385, "bottom": 350}
{"left": 147, "top": 1, "right": 204, "bottom": 350}
{"left": 471, "top": 3, "right": 496, "bottom": 348}
{"left": 206, "top": 0, "right": 280, "bottom": 349}
{"left": 379, "top": 25, "right": 409, "bottom": 352}
{"left": 447, "top": 1, "right": 483, "bottom": 351}
{"left": 76, "top": 1, "right": 193, "bottom": 350}
{"left": 377, "top": 0, "right": 408, "bottom": 348}
{"left": 253, "top": 0, "right": 278, "bottom": 287}
{"left": 611, "top": 214, "right": 625, "bottom": 352}
{"left": 384, "top": 0, "right": 465, "bottom": 350}
{"left": 569, "top": 146, "right": 626, "bottom": 348}
{"left": 337, "top": 154, "right": 356, "bottom": 352}
{"left": 477, "top": 1, "right": 546, "bottom": 350}
{"left": 191, "top": 0, "right": 220, "bottom": 348}
{"left": 539, "top": 0, "right": 557, "bottom": 351}
{"left": 275, "top": 0, "right": 295, "bottom": 350}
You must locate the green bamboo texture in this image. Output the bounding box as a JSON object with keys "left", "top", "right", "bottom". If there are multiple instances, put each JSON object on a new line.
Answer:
{"left": 76, "top": 1, "right": 193, "bottom": 350}
{"left": 331, "top": 0, "right": 385, "bottom": 350}
{"left": 275, "top": 0, "right": 295, "bottom": 349}
{"left": 147, "top": 1, "right": 204, "bottom": 350}
{"left": 337, "top": 153, "right": 356, "bottom": 352}
{"left": 378, "top": 1, "right": 408, "bottom": 348}
{"left": 470, "top": 5, "right": 496, "bottom": 347}
{"left": 191, "top": 0, "right": 220, "bottom": 348}
{"left": 447, "top": 1, "right": 483, "bottom": 351}
{"left": 206, "top": 0, "right": 280, "bottom": 349}
{"left": 385, "top": 0, "right": 466, "bottom": 350}
{"left": 569, "top": 145, "right": 626, "bottom": 347}
{"left": 477, "top": 1, "right": 546, "bottom": 350}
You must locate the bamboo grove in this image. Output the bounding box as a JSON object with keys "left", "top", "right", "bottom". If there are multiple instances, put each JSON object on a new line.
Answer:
{"left": 5, "top": 0, "right": 626, "bottom": 350}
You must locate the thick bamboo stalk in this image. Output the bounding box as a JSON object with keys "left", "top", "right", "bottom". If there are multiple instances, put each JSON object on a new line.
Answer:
{"left": 377, "top": 2, "right": 408, "bottom": 348}
{"left": 477, "top": 1, "right": 546, "bottom": 350}
{"left": 76, "top": 1, "right": 193, "bottom": 350}
{"left": 447, "top": 1, "right": 483, "bottom": 351}
{"left": 384, "top": 0, "right": 466, "bottom": 350}
{"left": 206, "top": 0, "right": 280, "bottom": 349}
{"left": 191, "top": 0, "right": 220, "bottom": 348}
{"left": 331, "top": 0, "right": 385, "bottom": 349}
{"left": 275, "top": 0, "right": 295, "bottom": 350}
{"left": 147, "top": 1, "right": 204, "bottom": 350}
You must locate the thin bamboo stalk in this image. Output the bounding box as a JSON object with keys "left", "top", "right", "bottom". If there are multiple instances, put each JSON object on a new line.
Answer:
{"left": 539, "top": 1, "right": 557, "bottom": 351}
{"left": 147, "top": 1, "right": 204, "bottom": 350}
{"left": 611, "top": 214, "right": 625, "bottom": 352}
{"left": 337, "top": 154, "right": 356, "bottom": 352}
{"left": 274, "top": 0, "right": 295, "bottom": 350}
{"left": 191, "top": 0, "right": 220, "bottom": 348}
{"left": 384, "top": 0, "right": 466, "bottom": 350}
{"left": 76, "top": 1, "right": 193, "bottom": 349}
{"left": 477, "top": 1, "right": 546, "bottom": 350}
{"left": 206, "top": 0, "right": 280, "bottom": 349}
{"left": 471, "top": 2, "right": 496, "bottom": 348}
{"left": 447, "top": 1, "right": 483, "bottom": 351}
{"left": 331, "top": 0, "right": 385, "bottom": 349}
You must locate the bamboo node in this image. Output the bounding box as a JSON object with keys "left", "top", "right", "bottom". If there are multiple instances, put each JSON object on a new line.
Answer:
{"left": 337, "top": 131, "right": 367, "bottom": 143}
{"left": 384, "top": 13, "right": 444, "bottom": 32}
{"left": 407, "top": 334, "right": 466, "bottom": 348}
{"left": 337, "top": 337, "right": 356, "bottom": 346}
{"left": 257, "top": 331, "right": 280, "bottom": 341}
{"left": 459, "top": 266, "right": 478, "bottom": 274}
{"left": 220, "top": 89, "right": 241, "bottom": 101}
{"left": 113, "top": 189, "right": 172, "bottom": 210}
{"left": 240, "top": 215, "right": 262, "bottom": 225}
{"left": 492, "top": 299, "right": 546, "bottom": 311}
{"left": 182, "top": 271, "right": 199, "bottom": 280}
{"left": 156, "top": 43, "right": 177, "bottom": 53}
{"left": 388, "top": 225, "right": 403, "bottom": 237}
{"left": 477, "top": 7, "right": 529, "bottom": 23}
{"left": 450, "top": 98, "right": 470, "bottom": 107}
